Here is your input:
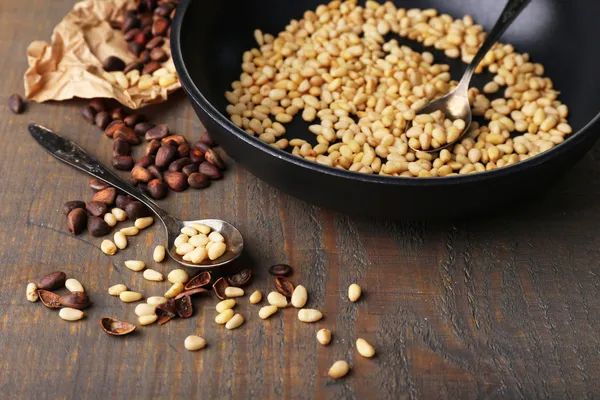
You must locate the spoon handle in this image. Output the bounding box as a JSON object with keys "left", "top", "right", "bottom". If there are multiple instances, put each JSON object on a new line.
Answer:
{"left": 457, "top": 0, "right": 531, "bottom": 90}
{"left": 28, "top": 124, "right": 179, "bottom": 229}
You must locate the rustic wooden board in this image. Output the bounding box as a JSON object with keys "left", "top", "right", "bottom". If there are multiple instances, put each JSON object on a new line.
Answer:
{"left": 2, "top": 1, "right": 600, "bottom": 399}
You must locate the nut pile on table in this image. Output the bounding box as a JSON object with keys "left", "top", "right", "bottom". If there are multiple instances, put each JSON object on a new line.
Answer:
{"left": 27, "top": 271, "right": 91, "bottom": 322}
{"left": 225, "top": 1, "right": 573, "bottom": 177}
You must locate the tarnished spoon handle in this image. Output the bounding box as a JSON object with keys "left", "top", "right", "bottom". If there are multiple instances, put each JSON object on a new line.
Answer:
{"left": 458, "top": 0, "right": 531, "bottom": 89}
{"left": 28, "top": 124, "right": 179, "bottom": 228}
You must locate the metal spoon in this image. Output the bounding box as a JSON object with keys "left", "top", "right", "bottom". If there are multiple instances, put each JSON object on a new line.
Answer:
{"left": 29, "top": 124, "right": 243, "bottom": 268}
{"left": 408, "top": 0, "right": 531, "bottom": 153}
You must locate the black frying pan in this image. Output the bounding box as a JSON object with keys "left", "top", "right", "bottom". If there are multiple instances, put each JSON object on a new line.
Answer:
{"left": 170, "top": 0, "right": 600, "bottom": 219}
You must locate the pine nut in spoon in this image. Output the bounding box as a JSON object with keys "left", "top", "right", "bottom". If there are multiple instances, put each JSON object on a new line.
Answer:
{"left": 29, "top": 124, "right": 244, "bottom": 269}
{"left": 407, "top": 0, "right": 532, "bottom": 153}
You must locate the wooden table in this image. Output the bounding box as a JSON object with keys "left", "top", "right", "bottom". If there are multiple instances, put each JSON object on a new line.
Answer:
{"left": 2, "top": 1, "right": 600, "bottom": 399}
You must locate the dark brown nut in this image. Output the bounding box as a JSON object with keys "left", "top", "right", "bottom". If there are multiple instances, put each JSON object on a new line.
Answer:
{"left": 89, "top": 98, "right": 107, "bottom": 113}
{"left": 67, "top": 208, "right": 87, "bottom": 235}
{"left": 146, "top": 139, "right": 161, "bottom": 156}
{"left": 39, "top": 290, "right": 61, "bottom": 309}
{"left": 131, "top": 166, "right": 154, "bottom": 183}
{"left": 168, "top": 158, "right": 191, "bottom": 172}
{"left": 150, "top": 47, "right": 168, "bottom": 62}
{"left": 156, "top": 301, "right": 176, "bottom": 325}
{"left": 116, "top": 195, "right": 135, "bottom": 209}
{"left": 275, "top": 277, "right": 295, "bottom": 298}
{"left": 142, "top": 0, "right": 157, "bottom": 12}
{"left": 135, "top": 155, "right": 155, "bottom": 168}
{"left": 139, "top": 13, "right": 154, "bottom": 28}
{"left": 89, "top": 179, "right": 110, "bottom": 192}
{"left": 134, "top": 32, "right": 149, "bottom": 46}
{"left": 80, "top": 105, "right": 96, "bottom": 123}
{"left": 162, "top": 135, "right": 186, "bottom": 147}
{"left": 194, "top": 141, "right": 211, "bottom": 155}
{"left": 182, "top": 163, "right": 199, "bottom": 177}
{"left": 175, "top": 295, "right": 193, "bottom": 318}
{"left": 155, "top": 145, "right": 177, "bottom": 168}
{"left": 88, "top": 216, "right": 111, "bottom": 236}
{"left": 199, "top": 162, "right": 222, "bottom": 180}
{"left": 86, "top": 201, "right": 108, "bottom": 217}
{"left": 148, "top": 166, "right": 163, "bottom": 181}
{"left": 60, "top": 292, "right": 92, "bottom": 310}
{"left": 140, "top": 50, "right": 152, "bottom": 65}
{"left": 123, "top": 61, "right": 143, "bottom": 74}
{"left": 205, "top": 149, "right": 226, "bottom": 169}
{"left": 38, "top": 271, "right": 67, "bottom": 290}
{"left": 177, "top": 143, "right": 191, "bottom": 158}
{"left": 142, "top": 61, "right": 161, "bottom": 75}
{"left": 109, "top": 20, "right": 122, "bottom": 30}
{"left": 63, "top": 200, "right": 86, "bottom": 216}
{"left": 124, "top": 113, "right": 146, "bottom": 128}
{"left": 125, "top": 201, "right": 151, "bottom": 220}
{"left": 105, "top": 120, "right": 126, "bottom": 138}
{"left": 111, "top": 107, "right": 126, "bottom": 120}
{"left": 164, "top": 171, "right": 188, "bottom": 192}
{"left": 147, "top": 179, "right": 168, "bottom": 199}
{"left": 122, "top": 14, "right": 141, "bottom": 33}
{"left": 227, "top": 269, "right": 252, "bottom": 287}
{"left": 185, "top": 271, "right": 211, "bottom": 290}
{"left": 124, "top": 28, "right": 141, "bottom": 42}
{"left": 8, "top": 93, "right": 25, "bottom": 114}
{"left": 187, "top": 172, "right": 210, "bottom": 189}
{"left": 112, "top": 155, "right": 135, "bottom": 170}
{"left": 93, "top": 187, "right": 117, "bottom": 205}
{"left": 114, "top": 127, "right": 141, "bottom": 145}
{"left": 146, "top": 36, "right": 164, "bottom": 49}
{"left": 142, "top": 24, "right": 153, "bottom": 36}
{"left": 145, "top": 124, "right": 169, "bottom": 141}
{"left": 189, "top": 149, "right": 205, "bottom": 164}
{"left": 128, "top": 41, "right": 144, "bottom": 57}
{"left": 95, "top": 111, "right": 112, "bottom": 130}
{"left": 113, "top": 138, "right": 131, "bottom": 157}
{"left": 152, "top": 17, "right": 170, "bottom": 36}
{"left": 269, "top": 264, "right": 292, "bottom": 277}
{"left": 155, "top": 3, "right": 174, "bottom": 17}
{"left": 103, "top": 56, "right": 126, "bottom": 72}
{"left": 200, "top": 130, "right": 217, "bottom": 147}
{"left": 212, "top": 277, "right": 229, "bottom": 300}
{"left": 134, "top": 122, "right": 155, "bottom": 136}
{"left": 100, "top": 317, "right": 136, "bottom": 336}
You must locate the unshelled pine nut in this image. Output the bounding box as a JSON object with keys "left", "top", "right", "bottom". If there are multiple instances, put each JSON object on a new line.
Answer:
{"left": 268, "top": 291, "right": 287, "bottom": 308}
{"left": 185, "top": 335, "right": 207, "bottom": 351}
{"left": 259, "top": 305, "right": 278, "bottom": 320}
{"left": 168, "top": 269, "right": 188, "bottom": 284}
{"left": 143, "top": 269, "right": 164, "bottom": 282}
{"left": 101, "top": 240, "right": 117, "bottom": 255}
{"left": 147, "top": 296, "right": 168, "bottom": 306}
{"left": 215, "top": 309, "right": 234, "bottom": 324}
{"left": 104, "top": 213, "right": 117, "bottom": 227}
{"left": 348, "top": 283, "right": 361, "bottom": 302}
{"left": 154, "top": 245, "right": 166, "bottom": 263}
{"left": 135, "top": 303, "right": 156, "bottom": 317}
{"left": 225, "top": 313, "right": 244, "bottom": 329}
{"left": 249, "top": 290, "right": 262, "bottom": 304}
{"left": 65, "top": 278, "right": 84, "bottom": 293}
{"left": 139, "top": 315, "right": 158, "bottom": 325}
{"left": 114, "top": 232, "right": 127, "bottom": 250}
{"left": 125, "top": 260, "right": 145, "bottom": 272}
{"left": 216, "top": 299, "right": 236, "bottom": 313}
{"left": 191, "top": 223, "right": 211, "bottom": 235}
{"left": 59, "top": 308, "right": 84, "bottom": 321}
{"left": 298, "top": 309, "right": 323, "bottom": 323}
{"left": 135, "top": 217, "right": 154, "bottom": 230}
{"left": 291, "top": 285, "right": 307, "bottom": 308}
{"left": 328, "top": 360, "right": 350, "bottom": 379}
{"left": 111, "top": 208, "right": 127, "bottom": 221}
{"left": 120, "top": 291, "right": 143, "bottom": 303}
{"left": 225, "top": 287, "right": 244, "bottom": 298}
{"left": 26, "top": 282, "right": 38, "bottom": 302}
{"left": 356, "top": 338, "right": 376, "bottom": 358}
{"left": 164, "top": 282, "right": 184, "bottom": 299}
{"left": 208, "top": 231, "right": 225, "bottom": 242}
{"left": 317, "top": 329, "right": 332, "bottom": 345}
{"left": 120, "top": 226, "right": 139, "bottom": 236}
{"left": 208, "top": 242, "right": 227, "bottom": 260}
{"left": 108, "top": 284, "right": 127, "bottom": 296}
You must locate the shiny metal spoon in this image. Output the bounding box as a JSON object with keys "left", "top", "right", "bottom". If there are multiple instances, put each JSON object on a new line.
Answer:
{"left": 29, "top": 124, "right": 243, "bottom": 268}
{"left": 408, "top": 0, "right": 531, "bottom": 153}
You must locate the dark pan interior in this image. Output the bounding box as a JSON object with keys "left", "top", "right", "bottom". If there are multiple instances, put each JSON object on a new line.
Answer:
{"left": 179, "top": 0, "right": 600, "bottom": 144}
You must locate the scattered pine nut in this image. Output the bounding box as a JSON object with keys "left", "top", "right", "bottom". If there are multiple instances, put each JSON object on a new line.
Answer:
{"left": 59, "top": 308, "right": 84, "bottom": 321}
{"left": 215, "top": 309, "right": 235, "bottom": 324}
{"left": 224, "top": 287, "right": 244, "bottom": 298}
{"left": 119, "top": 291, "right": 143, "bottom": 303}
{"left": 298, "top": 309, "right": 323, "bottom": 323}
{"left": 125, "top": 260, "right": 145, "bottom": 272}
{"left": 154, "top": 245, "right": 166, "bottom": 262}
{"left": 356, "top": 338, "right": 376, "bottom": 358}
{"left": 147, "top": 296, "right": 168, "bottom": 306}
{"left": 135, "top": 303, "right": 156, "bottom": 317}
{"left": 135, "top": 217, "right": 154, "bottom": 230}
{"left": 111, "top": 208, "right": 127, "bottom": 222}
{"left": 291, "top": 285, "right": 308, "bottom": 308}
{"left": 65, "top": 278, "right": 84, "bottom": 293}
{"left": 317, "top": 329, "right": 332, "bottom": 345}
{"left": 114, "top": 232, "right": 127, "bottom": 250}
{"left": 267, "top": 292, "right": 287, "bottom": 308}
{"left": 101, "top": 240, "right": 117, "bottom": 255}
{"left": 348, "top": 283, "right": 361, "bottom": 302}
{"left": 185, "top": 335, "right": 207, "bottom": 351}
{"left": 167, "top": 269, "right": 189, "bottom": 284}
{"left": 258, "top": 305, "right": 278, "bottom": 320}
{"left": 139, "top": 315, "right": 158, "bottom": 326}
{"left": 328, "top": 360, "right": 350, "bottom": 379}
{"left": 26, "top": 282, "right": 38, "bottom": 302}
{"left": 225, "top": 313, "right": 244, "bottom": 330}
{"left": 143, "top": 269, "right": 164, "bottom": 282}
{"left": 104, "top": 213, "right": 117, "bottom": 227}
{"left": 108, "top": 284, "right": 127, "bottom": 296}
{"left": 249, "top": 290, "right": 262, "bottom": 304}
{"left": 164, "top": 282, "right": 184, "bottom": 299}
{"left": 216, "top": 299, "right": 236, "bottom": 313}
{"left": 120, "top": 226, "right": 139, "bottom": 236}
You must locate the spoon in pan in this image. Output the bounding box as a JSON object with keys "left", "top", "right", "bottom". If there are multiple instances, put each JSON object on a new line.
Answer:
{"left": 407, "top": 0, "right": 531, "bottom": 153}
{"left": 29, "top": 124, "right": 243, "bottom": 268}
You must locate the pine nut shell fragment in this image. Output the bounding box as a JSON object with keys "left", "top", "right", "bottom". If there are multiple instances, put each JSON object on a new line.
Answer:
{"left": 356, "top": 338, "right": 376, "bottom": 358}
{"left": 298, "top": 309, "right": 323, "bottom": 323}
{"left": 225, "top": 313, "right": 244, "bottom": 329}
{"left": 185, "top": 335, "right": 207, "bottom": 351}
{"left": 328, "top": 360, "right": 350, "bottom": 379}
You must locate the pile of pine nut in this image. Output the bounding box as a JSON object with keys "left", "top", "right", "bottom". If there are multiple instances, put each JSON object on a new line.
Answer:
{"left": 224, "top": 1, "right": 572, "bottom": 177}
{"left": 174, "top": 224, "right": 228, "bottom": 264}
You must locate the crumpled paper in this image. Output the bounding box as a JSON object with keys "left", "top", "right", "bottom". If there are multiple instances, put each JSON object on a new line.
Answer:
{"left": 24, "top": 0, "right": 180, "bottom": 109}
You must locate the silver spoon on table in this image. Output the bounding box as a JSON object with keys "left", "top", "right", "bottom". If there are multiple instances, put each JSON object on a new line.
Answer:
{"left": 408, "top": 0, "right": 531, "bottom": 153}
{"left": 29, "top": 124, "right": 243, "bottom": 268}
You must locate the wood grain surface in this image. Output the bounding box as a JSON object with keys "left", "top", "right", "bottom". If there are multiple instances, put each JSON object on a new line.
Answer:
{"left": 2, "top": 1, "right": 600, "bottom": 399}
